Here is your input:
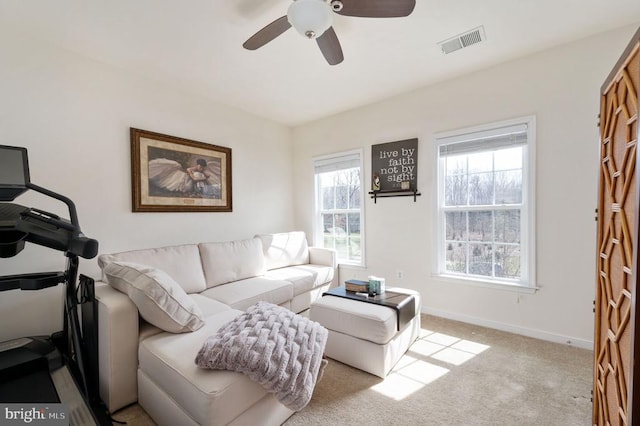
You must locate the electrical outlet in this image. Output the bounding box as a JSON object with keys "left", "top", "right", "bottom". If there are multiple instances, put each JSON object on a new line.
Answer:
{"left": 396, "top": 270, "right": 404, "bottom": 279}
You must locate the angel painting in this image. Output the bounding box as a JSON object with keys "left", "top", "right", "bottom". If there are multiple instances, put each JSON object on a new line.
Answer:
{"left": 131, "top": 128, "right": 232, "bottom": 212}
{"left": 148, "top": 156, "right": 222, "bottom": 199}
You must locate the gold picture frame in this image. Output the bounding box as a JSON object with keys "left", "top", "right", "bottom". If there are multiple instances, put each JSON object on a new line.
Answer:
{"left": 130, "top": 128, "right": 232, "bottom": 212}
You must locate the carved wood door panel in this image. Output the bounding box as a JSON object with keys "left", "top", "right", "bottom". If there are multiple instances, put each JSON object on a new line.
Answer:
{"left": 595, "top": 28, "right": 640, "bottom": 426}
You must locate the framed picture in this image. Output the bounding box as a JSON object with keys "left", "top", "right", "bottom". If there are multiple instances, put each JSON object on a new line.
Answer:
{"left": 130, "top": 128, "right": 232, "bottom": 212}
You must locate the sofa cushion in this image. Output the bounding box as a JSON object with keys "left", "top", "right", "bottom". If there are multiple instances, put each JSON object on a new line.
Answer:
{"left": 199, "top": 238, "right": 266, "bottom": 288}
{"left": 264, "top": 267, "right": 315, "bottom": 296}
{"left": 98, "top": 244, "right": 207, "bottom": 294}
{"left": 265, "top": 265, "right": 335, "bottom": 296}
{"left": 257, "top": 232, "right": 310, "bottom": 270}
{"left": 189, "top": 294, "right": 234, "bottom": 318}
{"left": 103, "top": 261, "right": 205, "bottom": 333}
{"left": 200, "top": 277, "right": 293, "bottom": 311}
{"left": 138, "top": 309, "right": 272, "bottom": 426}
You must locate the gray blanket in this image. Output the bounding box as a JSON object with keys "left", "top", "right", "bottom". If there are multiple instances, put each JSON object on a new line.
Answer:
{"left": 195, "top": 301, "right": 328, "bottom": 411}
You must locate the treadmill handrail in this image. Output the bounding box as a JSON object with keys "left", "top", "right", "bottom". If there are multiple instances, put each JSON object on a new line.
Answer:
{"left": 26, "top": 183, "right": 80, "bottom": 233}
{"left": 0, "top": 272, "right": 66, "bottom": 292}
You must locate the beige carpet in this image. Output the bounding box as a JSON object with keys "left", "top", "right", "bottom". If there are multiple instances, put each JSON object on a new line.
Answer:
{"left": 112, "top": 314, "right": 593, "bottom": 425}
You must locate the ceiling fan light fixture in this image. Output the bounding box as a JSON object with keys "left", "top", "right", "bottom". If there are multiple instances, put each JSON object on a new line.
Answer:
{"left": 287, "top": 0, "right": 333, "bottom": 39}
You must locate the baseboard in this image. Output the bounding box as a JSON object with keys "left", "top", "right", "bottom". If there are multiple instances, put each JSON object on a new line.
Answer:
{"left": 421, "top": 306, "right": 594, "bottom": 350}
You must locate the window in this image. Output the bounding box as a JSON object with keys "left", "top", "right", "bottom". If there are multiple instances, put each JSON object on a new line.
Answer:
{"left": 435, "top": 116, "right": 535, "bottom": 288}
{"left": 313, "top": 150, "right": 364, "bottom": 265}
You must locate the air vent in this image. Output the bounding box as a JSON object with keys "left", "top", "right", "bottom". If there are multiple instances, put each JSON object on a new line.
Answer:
{"left": 438, "top": 26, "right": 486, "bottom": 55}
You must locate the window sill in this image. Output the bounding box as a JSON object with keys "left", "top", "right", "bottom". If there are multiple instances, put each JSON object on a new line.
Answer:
{"left": 432, "top": 273, "right": 539, "bottom": 294}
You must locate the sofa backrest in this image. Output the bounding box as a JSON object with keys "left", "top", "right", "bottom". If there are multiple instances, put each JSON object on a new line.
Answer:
{"left": 97, "top": 244, "right": 207, "bottom": 294}
{"left": 256, "top": 231, "right": 310, "bottom": 270}
{"left": 199, "top": 237, "right": 266, "bottom": 288}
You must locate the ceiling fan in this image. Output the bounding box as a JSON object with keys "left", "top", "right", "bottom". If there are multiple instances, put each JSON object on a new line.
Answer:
{"left": 242, "top": 0, "right": 417, "bottom": 65}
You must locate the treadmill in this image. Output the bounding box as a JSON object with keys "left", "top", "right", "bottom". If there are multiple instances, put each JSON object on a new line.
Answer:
{"left": 0, "top": 145, "right": 108, "bottom": 424}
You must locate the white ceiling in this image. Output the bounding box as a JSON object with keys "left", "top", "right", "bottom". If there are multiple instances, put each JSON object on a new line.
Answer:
{"left": 1, "top": 1, "right": 639, "bottom": 126}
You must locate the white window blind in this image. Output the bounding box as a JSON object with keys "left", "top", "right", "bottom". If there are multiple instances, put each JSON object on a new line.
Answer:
{"left": 314, "top": 153, "right": 361, "bottom": 173}
{"left": 439, "top": 124, "right": 528, "bottom": 156}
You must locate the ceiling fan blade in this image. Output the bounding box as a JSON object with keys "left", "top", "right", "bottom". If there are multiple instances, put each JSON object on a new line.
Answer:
{"left": 334, "top": 0, "right": 416, "bottom": 18}
{"left": 316, "top": 27, "right": 344, "bottom": 66}
{"left": 243, "top": 15, "right": 291, "bottom": 50}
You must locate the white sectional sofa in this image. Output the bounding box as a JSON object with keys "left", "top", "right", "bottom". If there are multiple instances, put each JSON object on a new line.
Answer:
{"left": 94, "top": 231, "right": 336, "bottom": 425}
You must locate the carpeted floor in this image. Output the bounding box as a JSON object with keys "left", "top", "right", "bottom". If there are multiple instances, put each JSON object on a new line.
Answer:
{"left": 111, "top": 314, "right": 593, "bottom": 425}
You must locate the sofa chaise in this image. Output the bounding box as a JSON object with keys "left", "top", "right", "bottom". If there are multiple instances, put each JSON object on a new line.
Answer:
{"left": 94, "top": 231, "right": 336, "bottom": 425}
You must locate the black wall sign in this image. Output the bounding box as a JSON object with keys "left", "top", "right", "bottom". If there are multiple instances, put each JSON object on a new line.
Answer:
{"left": 371, "top": 138, "right": 418, "bottom": 191}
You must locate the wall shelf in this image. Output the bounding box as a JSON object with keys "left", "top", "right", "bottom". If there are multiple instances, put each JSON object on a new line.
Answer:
{"left": 369, "top": 189, "right": 421, "bottom": 203}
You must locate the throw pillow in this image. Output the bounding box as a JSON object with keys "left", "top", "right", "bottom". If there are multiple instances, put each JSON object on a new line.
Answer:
{"left": 195, "top": 301, "right": 328, "bottom": 411}
{"left": 103, "top": 261, "right": 205, "bottom": 333}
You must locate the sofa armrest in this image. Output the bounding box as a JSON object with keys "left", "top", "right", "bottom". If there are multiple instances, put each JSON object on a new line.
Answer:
{"left": 95, "top": 282, "right": 140, "bottom": 413}
{"left": 308, "top": 247, "right": 337, "bottom": 268}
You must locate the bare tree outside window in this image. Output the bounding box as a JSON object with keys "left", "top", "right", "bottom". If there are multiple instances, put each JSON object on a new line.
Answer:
{"left": 442, "top": 146, "right": 523, "bottom": 280}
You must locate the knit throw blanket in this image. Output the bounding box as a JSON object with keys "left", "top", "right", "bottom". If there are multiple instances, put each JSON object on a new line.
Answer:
{"left": 195, "top": 301, "right": 328, "bottom": 411}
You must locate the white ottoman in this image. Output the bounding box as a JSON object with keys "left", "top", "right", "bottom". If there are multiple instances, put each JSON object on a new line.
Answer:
{"left": 310, "top": 287, "right": 421, "bottom": 378}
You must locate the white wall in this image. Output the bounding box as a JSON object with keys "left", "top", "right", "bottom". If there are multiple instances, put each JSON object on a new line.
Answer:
{"left": 292, "top": 24, "right": 640, "bottom": 349}
{"left": 3, "top": 24, "right": 637, "bottom": 348}
{"left": 0, "top": 36, "right": 294, "bottom": 341}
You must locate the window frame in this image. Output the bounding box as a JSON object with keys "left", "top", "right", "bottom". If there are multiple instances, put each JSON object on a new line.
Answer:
{"left": 434, "top": 116, "right": 536, "bottom": 291}
{"left": 313, "top": 149, "right": 365, "bottom": 267}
